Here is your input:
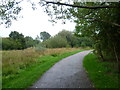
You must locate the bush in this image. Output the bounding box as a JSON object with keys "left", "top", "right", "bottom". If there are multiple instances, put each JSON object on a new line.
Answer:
{"left": 43, "top": 35, "right": 68, "bottom": 48}
{"left": 2, "top": 38, "right": 22, "bottom": 50}
{"left": 51, "top": 53, "right": 58, "bottom": 57}
{"left": 35, "top": 43, "right": 46, "bottom": 52}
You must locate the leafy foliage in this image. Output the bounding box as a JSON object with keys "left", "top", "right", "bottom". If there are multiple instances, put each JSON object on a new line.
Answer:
{"left": 44, "top": 35, "right": 68, "bottom": 48}
{"left": 40, "top": 1, "right": 120, "bottom": 61}
{"left": 9, "top": 31, "right": 26, "bottom": 49}
{"left": 43, "top": 30, "right": 93, "bottom": 48}
{"left": 40, "top": 31, "right": 51, "bottom": 41}
{"left": 72, "top": 2, "right": 120, "bottom": 61}
{"left": 2, "top": 38, "right": 21, "bottom": 50}
{"left": 2, "top": 31, "right": 39, "bottom": 50}
{"left": 0, "top": 0, "right": 22, "bottom": 27}
{"left": 2, "top": 30, "right": 93, "bottom": 50}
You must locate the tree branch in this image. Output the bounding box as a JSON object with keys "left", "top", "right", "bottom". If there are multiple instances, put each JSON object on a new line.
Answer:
{"left": 0, "top": 0, "right": 23, "bottom": 13}
{"left": 78, "top": 16, "right": 120, "bottom": 27}
{"left": 44, "top": 1, "right": 120, "bottom": 9}
{"left": 93, "top": 19, "right": 120, "bottom": 27}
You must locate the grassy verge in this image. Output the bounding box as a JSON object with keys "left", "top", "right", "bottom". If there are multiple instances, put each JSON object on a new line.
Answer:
{"left": 83, "top": 53, "right": 119, "bottom": 88}
{"left": 3, "top": 49, "right": 87, "bottom": 88}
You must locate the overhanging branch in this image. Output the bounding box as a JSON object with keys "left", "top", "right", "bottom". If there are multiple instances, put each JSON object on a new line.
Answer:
{"left": 44, "top": 1, "right": 120, "bottom": 9}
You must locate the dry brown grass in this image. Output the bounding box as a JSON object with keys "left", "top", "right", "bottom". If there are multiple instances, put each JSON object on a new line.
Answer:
{"left": 42, "top": 48, "right": 80, "bottom": 55}
{"left": 2, "top": 48, "right": 81, "bottom": 76}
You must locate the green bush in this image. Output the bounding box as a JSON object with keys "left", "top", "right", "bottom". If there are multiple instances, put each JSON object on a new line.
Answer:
{"left": 35, "top": 43, "right": 46, "bottom": 52}
{"left": 2, "top": 38, "right": 22, "bottom": 50}
{"left": 44, "top": 35, "right": 68, "bottom": 48}
{"left": 50, "top": 53, "right": 58, "bottom": 57}
{"left": 43, "top": 30, "right": 93, "bottom": 48}
{"left": 81, "top": 42, "right": 86, "bottom": 47}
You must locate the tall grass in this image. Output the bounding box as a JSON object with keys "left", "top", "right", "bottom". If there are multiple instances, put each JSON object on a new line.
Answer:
{"left": 2, "top": 47, "right": 89, "bottom": 88}
{"left": 2, "top": 48, "right": 80, "bottom": 76}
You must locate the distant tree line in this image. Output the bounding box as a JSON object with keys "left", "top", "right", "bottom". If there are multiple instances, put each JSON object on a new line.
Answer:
{"left": 1, "top": 31, "right": 39, "bottom": 50}
{"left": 1, "top": 30, "right": 93, "bottom": 50}
{"left": 41, "top": 30, "right": 93, "bottom": 48}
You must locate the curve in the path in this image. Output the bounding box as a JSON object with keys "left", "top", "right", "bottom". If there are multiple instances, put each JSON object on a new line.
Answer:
{"left": 31, "top": 50, "right": 93, "bottom": 88}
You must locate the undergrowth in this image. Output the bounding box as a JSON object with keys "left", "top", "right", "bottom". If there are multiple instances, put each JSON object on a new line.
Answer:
{"left": 83, "top": 53, "right": 119, "bottom": 88}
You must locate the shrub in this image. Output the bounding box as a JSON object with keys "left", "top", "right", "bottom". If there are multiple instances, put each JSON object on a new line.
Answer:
{"left": 44, "top": 35, "right": 68, "bottom": 48}
{"left": 35, "top": 43, "right": 46, "bottom": 52}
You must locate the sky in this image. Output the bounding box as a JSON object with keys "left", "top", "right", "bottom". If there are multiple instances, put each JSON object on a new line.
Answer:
{"left": 0, "top": 0, "right": 76, "bottom": 39}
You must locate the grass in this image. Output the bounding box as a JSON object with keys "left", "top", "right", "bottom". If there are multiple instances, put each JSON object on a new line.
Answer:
{"left": 2, "top": 48, "right": 80, "bottom": 76}
{"left": 2, "top": 48, "right": 89, "bottom": 88}
{"left": 83, "top": 53, "right": 119, "bottom": 88}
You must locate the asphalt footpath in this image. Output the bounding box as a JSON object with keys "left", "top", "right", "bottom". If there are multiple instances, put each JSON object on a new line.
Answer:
{"left": 31, "top": 50, "right": 93, "bottom": 88}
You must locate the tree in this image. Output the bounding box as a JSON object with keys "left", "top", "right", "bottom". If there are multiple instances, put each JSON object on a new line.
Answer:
{"left": 25, "top": 36, "right": 34, "bottom": 47}
{"left": 57, "top": 30, "right": 93, "bottom": 47}
{"left": 25, "top": 36, "right": 40, "bottom": 48}
{"left": 57, "top": 30, "right": 74, "bottom": 47}
{"left": 2, "top": 38, "right": 13, "bottom": 50}
{"left": 2, "top": 38, "right": 22, "bottom": 50}
{"left": 57, "top": 30, "right": 79, "bottom": 47}
{"left": 40, "top": 31, "right": 51, "bottom": 41}
{"left": 2, "top": 32, "right": 40, "bottom": 50}
{"left": 9, "top": 31, "right": 24, "bottom": 40}
{"left": 39, "top": 1, "right": 120, "bottom": 27}
{"left": 9, "top": 31, "right": 26, "bottom": 49}
{"left": 43, "top": 35, "right": 68, "bottom": 48}
{"left": 1, "top": 1, "right": 120, "bottom": 61}
{"left": 38, "top": 1, "right": 120, "bottom": 62}
{"left": 1, "top": 1, "right": 119, "bottom": 27}
{"left": 43, "top": 30, "right": 93, "bottom": 48}
{"left": 70, "top": 2, "right": 120, "bottom": 61}
{"left": 0, "top": 0, "right": 22, "bottom": 27}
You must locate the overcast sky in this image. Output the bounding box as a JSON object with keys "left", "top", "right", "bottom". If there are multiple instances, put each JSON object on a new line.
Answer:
{"left": 0, "top": 0, "right": 76, "bottom": 39}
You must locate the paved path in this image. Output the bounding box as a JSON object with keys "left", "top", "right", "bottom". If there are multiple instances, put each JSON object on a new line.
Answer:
{"left": 31, "top": 50, "right": 93, "bottom": 88}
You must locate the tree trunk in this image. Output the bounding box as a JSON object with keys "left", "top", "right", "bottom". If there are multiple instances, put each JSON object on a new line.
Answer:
{"left": 113, "top": 43, "right": 119, "bottom": 62}
{"left": 98, "top": 44, "right": 105, "bottom": 61}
